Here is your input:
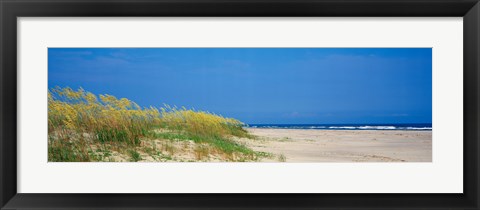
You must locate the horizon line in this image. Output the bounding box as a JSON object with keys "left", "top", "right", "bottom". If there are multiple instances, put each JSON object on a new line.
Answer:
{"left": 245, "top": 122, "right": 432, "bottom": 125}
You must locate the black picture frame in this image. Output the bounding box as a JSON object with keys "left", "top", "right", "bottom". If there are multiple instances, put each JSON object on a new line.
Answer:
{"left": 1, "top": 0, "right": 479, "bottom": 209}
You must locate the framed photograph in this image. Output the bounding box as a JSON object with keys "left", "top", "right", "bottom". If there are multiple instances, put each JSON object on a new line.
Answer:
{"left": 1, "top": 0, "right": 479, "bottom": 209}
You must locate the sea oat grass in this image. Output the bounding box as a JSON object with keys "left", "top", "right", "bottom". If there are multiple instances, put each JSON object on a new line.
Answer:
{"left": 48, "top": 86, "right": 264, "bottom": 162}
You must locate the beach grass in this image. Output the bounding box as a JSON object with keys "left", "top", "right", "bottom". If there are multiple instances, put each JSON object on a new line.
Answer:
{"left": 48, "top": 86, "right": 266, "bottom": 162}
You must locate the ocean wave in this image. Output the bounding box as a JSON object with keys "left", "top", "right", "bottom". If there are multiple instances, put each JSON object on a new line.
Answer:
{"left": 328, "top": 126, "right": 356, "bottom": 129}
{"left": 247, "top": 124, "right": 431, "bottom": 130}
{"left": 308, "top": 126, "right": 326, "bottom": 129}
{"left": 358, "top": 126, "right": 396, "bottom": 130}
{"left": 404, "top": 127, "right": 432, "bottom": 130}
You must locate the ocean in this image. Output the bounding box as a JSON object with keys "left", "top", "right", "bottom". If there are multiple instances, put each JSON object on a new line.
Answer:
{"left": 246, "top": 123, "right": 432, "bottom": 131}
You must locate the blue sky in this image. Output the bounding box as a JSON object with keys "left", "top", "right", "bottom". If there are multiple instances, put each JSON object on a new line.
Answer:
{"left": 48, "top": 48, "right": 432, "bottom": 124}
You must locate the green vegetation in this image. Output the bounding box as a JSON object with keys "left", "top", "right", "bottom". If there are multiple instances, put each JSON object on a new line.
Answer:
{"left": 128, "top": 150, "right": 142, "bottom": 162}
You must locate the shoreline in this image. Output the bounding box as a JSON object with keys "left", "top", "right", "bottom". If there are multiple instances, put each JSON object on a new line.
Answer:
{"left": 239, "top": 128, "right": 432, "bottom": 162}
{"left": 244, "top": 127, "right": 432, "bottom": 131}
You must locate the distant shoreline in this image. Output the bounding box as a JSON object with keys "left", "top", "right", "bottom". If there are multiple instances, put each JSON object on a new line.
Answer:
{"left": 244, "top": 127, "right": 432, "bottom": 131}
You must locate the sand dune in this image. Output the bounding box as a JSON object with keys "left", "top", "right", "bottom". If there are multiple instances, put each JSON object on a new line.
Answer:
{"left": 239, "top": 128, "right": 432, "bottom": 162}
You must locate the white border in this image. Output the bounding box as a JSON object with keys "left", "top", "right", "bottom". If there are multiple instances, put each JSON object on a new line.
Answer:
{"left": 18, "top": 17, "right": 463, "bottom": 193}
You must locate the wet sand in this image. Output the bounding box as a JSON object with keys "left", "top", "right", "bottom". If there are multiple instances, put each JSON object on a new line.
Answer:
{"left": 241, "top": 128, "right": 432, "bottom": 162}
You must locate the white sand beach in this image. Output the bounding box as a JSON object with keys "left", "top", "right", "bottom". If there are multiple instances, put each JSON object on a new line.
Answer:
{"left": 239, "top": 128, "right": 432, "bottom": 162}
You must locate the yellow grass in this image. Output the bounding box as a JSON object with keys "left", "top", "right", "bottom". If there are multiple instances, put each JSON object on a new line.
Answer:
{"left": 48, "top": 86, "right": 262, "bottom": 162}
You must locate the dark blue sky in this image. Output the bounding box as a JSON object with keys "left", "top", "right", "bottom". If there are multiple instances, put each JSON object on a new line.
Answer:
{"left": 48, "top": 48, "right": 432, "bottom": 124}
